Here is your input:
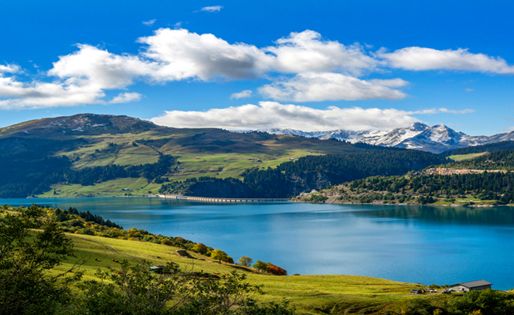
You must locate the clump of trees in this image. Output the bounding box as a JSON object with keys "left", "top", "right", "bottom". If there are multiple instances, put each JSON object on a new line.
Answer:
{"left": 239, "top": 256, "right": 253, "bottom": 267}
{"left": 253, "top": 260, "right": 288, "bottom": 276}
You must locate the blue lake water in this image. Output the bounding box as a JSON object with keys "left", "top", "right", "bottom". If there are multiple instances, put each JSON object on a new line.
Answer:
{"left": 2, "top": 197, "right": 514, "bottom": 289}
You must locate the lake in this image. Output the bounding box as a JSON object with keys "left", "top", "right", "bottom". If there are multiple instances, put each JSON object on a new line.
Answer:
{"left": 2, "top": 197, "right": 514, "bottom": 289}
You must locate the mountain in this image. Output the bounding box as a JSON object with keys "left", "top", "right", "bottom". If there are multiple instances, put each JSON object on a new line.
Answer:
{"left": 266, "top": 123, "right": 514, "bottom": 153}
{"left": 0, "top": 114, "right": 445, "bottom": 198}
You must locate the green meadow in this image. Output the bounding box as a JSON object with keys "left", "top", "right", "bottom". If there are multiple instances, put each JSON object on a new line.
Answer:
{"left": 60, "top": 233, "right": 423, "bottom": 314}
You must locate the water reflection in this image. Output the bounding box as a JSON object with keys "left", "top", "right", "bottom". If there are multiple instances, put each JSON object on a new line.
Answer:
{"left": 354, "top": 205, "right": 514, "bottom": 226}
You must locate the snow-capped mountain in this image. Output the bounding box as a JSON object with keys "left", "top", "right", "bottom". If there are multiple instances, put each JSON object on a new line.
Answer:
{"left": 266, "top": 123, "right": 514, "bottom": 153}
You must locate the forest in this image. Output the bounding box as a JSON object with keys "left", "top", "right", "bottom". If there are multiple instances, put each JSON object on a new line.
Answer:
{"left": 301, "top": 172, "right": 514, "bottom": 205}
{"left": 160, "top": 149, "right": 446, "bottom": 198}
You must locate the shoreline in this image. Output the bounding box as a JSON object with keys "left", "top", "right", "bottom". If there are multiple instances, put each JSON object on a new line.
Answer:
{"left": 294, "top": 198, "right": 514, "bottom": 208}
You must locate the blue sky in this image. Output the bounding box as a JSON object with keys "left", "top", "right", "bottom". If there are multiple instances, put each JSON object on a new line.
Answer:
{"left": 0, "top": 0, "right": 513, "bottom": 135}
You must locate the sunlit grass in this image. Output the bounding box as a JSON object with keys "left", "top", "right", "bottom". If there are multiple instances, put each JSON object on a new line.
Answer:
{"left": 57, "top": 233, "right": 421, "bottom": 314}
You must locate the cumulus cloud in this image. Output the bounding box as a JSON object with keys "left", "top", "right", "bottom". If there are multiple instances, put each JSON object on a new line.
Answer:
{"left": 267, "top": 30, "right": 377, "bottom": 76}
{"left": 259, "top": 72, "right": 407, "bottom": 102}
{"left": 151, "top": 101, "right": 417, "bottom": 131}
{"left": 110, "top": 92, "right": 142, "bottom": 104}
{"left": 0, "top": 45, "right": 153, "bottom": 108}
{"left": 380, "top": 47, "right": 514, "bottom": 74}
{"left": 138, "top": 28, "right": 273, "bottom": 80}
{"left": 200, "top": 5, "right": 223, "bottom": 12}
{"left": 0, "top": 64, "right": 19, "bottom": 74}
{"left": 230, "top": 89, "right": 253, "bottom": 99}
{"left": 2, "top": 28, "right": 514, "bottom": 109}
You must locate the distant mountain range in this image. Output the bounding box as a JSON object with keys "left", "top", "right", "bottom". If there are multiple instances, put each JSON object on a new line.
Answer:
{"left": 265, "top": 123, "right": 514, "bottom": 153}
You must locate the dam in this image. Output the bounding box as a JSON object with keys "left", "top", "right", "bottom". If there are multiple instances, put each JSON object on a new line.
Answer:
{"left": 156, "top": 194, "right": 289, "bottom": 204}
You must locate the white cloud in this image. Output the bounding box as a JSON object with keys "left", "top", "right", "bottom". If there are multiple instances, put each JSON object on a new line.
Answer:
{"left": 230, "top": 89, "right": 253, "bottom": 99}
{"left": 267, "top": 30, "right": 377, "bottom": 76}
{"left": 0, "top": 45, "right": 153, "bottom": 108}
{"left": 380, "top": 47, "right": 514, "bottom": 74}
{"left": 49, "top": 44, "right": 153, "bottom": 89}
{"left": 0, "top": 64, "right": 19, "bottom": 74}
{"left": 200, "top": 5, "right": 223, "bottom": 12}
{"left": 151, "top": 101, "right": 417, "bottom": 131}
{"left": 410, "top": 107, "right": 475, "bottom": 115}
{"left": 142, "top": 19, "right": 156, "bottom": 26}
{"left": 110, "top": 92, "right": 142, "bottom": 104}
{"left": 259, "top": 72, "right": 407, "bottom": 102}
{"left": 2, "top": 28, "right": 514, "bottom": 109}
{"left": 138, "top": 28, "right": 273, "bottom": 80}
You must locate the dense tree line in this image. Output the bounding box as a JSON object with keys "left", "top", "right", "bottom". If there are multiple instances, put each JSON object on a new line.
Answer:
{"left": 64, "top": 155, "right": 175, "bottom": 185}
{"left": 307, "top": 172, "right": 514, "bottom": 205}
{"left": 444, "top": 141, "right": 514, "bottom": 156}
{"left": 161, "top": 149, "right": 446, "bottom": 198}
{"left": 449, "top": 150, "right": 514, "bottom": 170}
{"left": 0, "top": 138, "right": 79, "bottom": 197}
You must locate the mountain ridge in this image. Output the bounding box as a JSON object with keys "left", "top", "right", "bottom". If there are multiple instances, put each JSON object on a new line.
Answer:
{"left": 265, "top": 123, "right": 514, "bottom": 153}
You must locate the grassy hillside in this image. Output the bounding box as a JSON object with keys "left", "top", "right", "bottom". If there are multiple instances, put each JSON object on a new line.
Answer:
{"left": 0, "top": 114, "right": 445, "bottom": 198}
{"left": 63, "top": 233, "right": 420, "bottom": 314}
{"left": 449, "top": 152, "right": 488, "bottom": 161}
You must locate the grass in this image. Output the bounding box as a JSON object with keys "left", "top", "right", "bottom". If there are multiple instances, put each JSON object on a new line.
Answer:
{"left": 432, "top": 195, "right": 499, "bottom": 206}
{"left": 174, "top": 150, "right": 321, "bottom": 180}
{"left": 59, "top": 233, "right": 422, "bottom": 314}
{"left": 449, "top": 152, "right": 488, "bottom": 161}
{"left": 38, "top": 178, "right": 161, "bottom": 198}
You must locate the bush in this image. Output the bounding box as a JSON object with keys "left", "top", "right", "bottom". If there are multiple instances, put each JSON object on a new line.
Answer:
{"left": 239, "top": 256, "right": 253, "bottom": 267}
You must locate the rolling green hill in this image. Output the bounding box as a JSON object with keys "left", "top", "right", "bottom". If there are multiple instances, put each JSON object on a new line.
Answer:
{"left": 0, "top": 114, "right": 446, "bottom": 198}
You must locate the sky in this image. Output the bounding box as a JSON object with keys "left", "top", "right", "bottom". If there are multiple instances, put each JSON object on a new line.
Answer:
{"left": 0, "top": 0, "right": 513, "bottom": 135}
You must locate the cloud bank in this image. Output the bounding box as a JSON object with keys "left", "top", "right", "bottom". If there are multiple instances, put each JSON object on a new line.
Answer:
{"left": 260, "top": 73, "right": 407, "bottom": 102}
{"left": 1, "top": 28, "right": 513, "bottom": 109}
{"left": 151, "top": 101, "right": 418, "bottom": 131}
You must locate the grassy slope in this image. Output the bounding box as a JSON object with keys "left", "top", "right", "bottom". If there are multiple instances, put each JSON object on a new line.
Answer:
{"left": 449, "top": 152, "right": 488, "bottom": 161}
{"left": 38, "top": 178, "right": 162, "bottom": 198}
{"left": 37, "top": 129, "right": 354, "bottom": 197}
{"left": 59, "top": 233, "right": 421, "bottom": 314}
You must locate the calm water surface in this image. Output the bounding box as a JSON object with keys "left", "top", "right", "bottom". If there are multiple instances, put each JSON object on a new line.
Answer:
{"left": 2, "top": 197, "right": 514, "bottom": 289}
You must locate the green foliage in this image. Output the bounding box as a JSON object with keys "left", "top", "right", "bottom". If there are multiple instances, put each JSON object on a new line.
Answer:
{"left": 253, "top": 260, "right": 268, "bottom": 273}
{"left": 308, "top": 172, "right": 514, "bottom": 205}
{"left": 445, "top": 289, "right": 514, "bottom": 315}
{"left": 210, "top": 249, "right": 234, "bottom": 263}
{"left": 0, "top": 206, "right": 293, "bottom": 314}
{"left": 396, "top": 290, "right": 514, "bottom": 315}
{"left": 64, "top": 154, "right": 176, "bottom": 185}
{"left": 252, "top": 261, "right": 287, "bottom": 276}
{"left": 239, "top": 256, "right": 253, "bottom": 267}
{"left": 448, "top": 150, "right": 514, "bottom": 170}
{"left": 161, "top": 150, "right": 445, "bottom": 198}
{"left": 445, "top": 141, "right": 514, "bottom": 156}
{"left": 0, "top": 206, "right": 76, "bottom": 314}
